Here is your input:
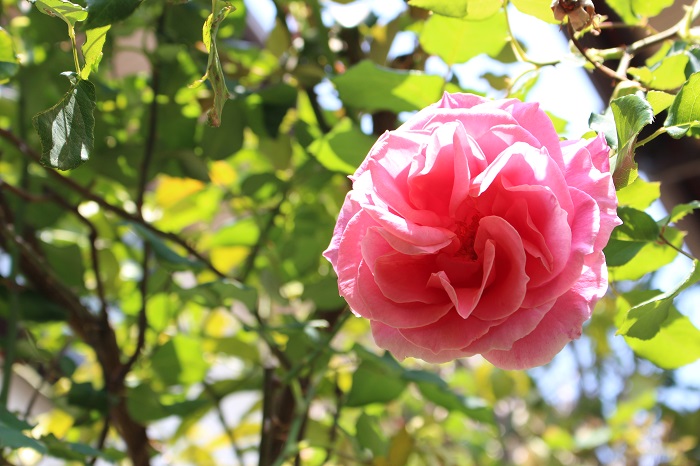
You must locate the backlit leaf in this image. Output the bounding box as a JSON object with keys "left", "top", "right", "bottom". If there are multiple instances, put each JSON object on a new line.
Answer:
{"left": 610, "top": 94, "right": 653, "bottom": 188}
{"left": 617, "top": 291, "right": 700, "bottom": 369}
{"left": 665, "top": 71, "right": 700, "bottom": 138}
{"left": 0, "top": 28, "right": 19, "bottom": 84}
{"left": 419, "top": 12, "right": 508, "bottom": 65}
{"left": 408, "top": 0, "right": 502, "bottom": 20}
{"left": 628, "top": 54, "right": 688, "bottom": 91}
{"left": 151, "top": 335, "right": 209, "bottom": 386}
{"left": 615, "top": 176, "right": 660, "bottom": 210}
{"left": 29, "top": 0, "right": 87, "bottom": 27}
{"left": 80, "top": 25, "right": 110, "bottom": 79}
{"left": 617, "top": 260, "right": 700, "bottom": 339}
{"left": 646, "top": 90, "right": 675, "bottom": 115}
{"left": 511, "top": 0, "right": 560, "bottom": 24}
{"left": 333, "top": 60, "right": 445, "bottom": 113}
{"left": 32, "top": 72, "right": 95, "bottom": 170}
{"left": 308, "top": 118, "right": 376, "bottom": 174}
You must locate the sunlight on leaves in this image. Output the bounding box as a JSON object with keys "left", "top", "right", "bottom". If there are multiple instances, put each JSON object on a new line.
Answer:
{"left": 32, "top": 72, "right": 95, "bottom": 170}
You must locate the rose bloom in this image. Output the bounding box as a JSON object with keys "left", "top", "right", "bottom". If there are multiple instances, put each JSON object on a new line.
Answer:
{"left": 323, "top": 93, "right": 620, "bottom": 370}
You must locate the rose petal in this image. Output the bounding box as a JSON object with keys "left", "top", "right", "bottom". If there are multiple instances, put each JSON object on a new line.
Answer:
{"left": 356, "top": 260, "right": 453, "bottom": 328}
{"left": 483, "top": 252, "right": 607, "bottom": 369}
{"left": 371, "top": 320, "right": 474, "bottom": 364}
{"left": 399, "top": 309, "right": 501, "bottom": 353}
{"left": 469, "top": 216, "right": 529, "bottom": 320}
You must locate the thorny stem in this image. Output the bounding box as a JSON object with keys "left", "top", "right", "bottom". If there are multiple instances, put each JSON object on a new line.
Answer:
{"left": 635, "top": 127, "right": 668, "bottom": 149}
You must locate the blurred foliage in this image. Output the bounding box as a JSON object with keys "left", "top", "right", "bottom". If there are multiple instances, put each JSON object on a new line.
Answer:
{"left": 0, "top": 0, "right": 699, "bottom": 465}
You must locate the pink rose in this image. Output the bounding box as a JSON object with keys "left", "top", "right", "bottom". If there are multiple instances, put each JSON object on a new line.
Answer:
{"left": 323, "top": 93, "right": 620, "bottom": 370}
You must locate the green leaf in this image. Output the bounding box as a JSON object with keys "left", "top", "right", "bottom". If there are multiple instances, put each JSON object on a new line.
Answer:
{"left": 199, "top": 98, "right": 245, "bottom": 159}
{"left": 32, "top": 72, "right": 95, "bottom": 170}
{"left": 403, "top": 370, "right": 494, "bottom": 423}
{"left": 615, "top": 176, "right": 660, "bottom": 210}
{"left": 611, "top": 206, "right": 660, "bottom": 242}
{"left": 617, "top": 260, "right": 700, "bottom": 339}
{"left": 0, "top": 288, "right": 67, "bottom": 322}
{"left": 408, "top": 0, "right": 502, "bottom": 20}
{"left": 646, "top": 90, "right": 675, "bottom": 116}
{"left": 356, "top": 413, "right": 388, "bottom": 457}
{"left": 617, "top": 291, "right": 700, "bottom": 369}
{"left": 511, "top": 0, "right": 560, "bottom": 24}
{"left": 308, "top": 118, "right": 376, "bottom": 174}
{"left": 29, "top": 0, "right": 87, "bottom": 27}
{"left": 190, "top": 1, "right": 233, "bottom": 127}
{"left": 0, "top": 426, "right": 46, "bottom": 454}
{"left": 419, "top": 12, "right": 508, "bottom": 66}
{"left": 67, "top": 382, "right": 108, "bottom": 411}
{"left": 0, "top": 27, "right": 19, "bottom": 84}
{"left": 589, "top": 111, "right": 618, "bottom": 150}
{"left": 603, "top": 207, "right": 660, "bottom": 267}
{"left": 80, "top": 25, "right": 110, "bottom": 79}
{"left": 131, "top": 223, "right": 205, "bottom": 271}
{"left": 333, "top": 60, "right": 445, "bottom": 113}
{"left": 408, "top": 0, "right": 468, "bottom": 17}
{"left": 630, "top": 0, "right": 675, "bottom": 18}
{"left": 605, "top": 0, "right": 674, "bottom": 25}
{"left": 126, "top": 384, "right": 169, "bottom": 423}
{"left": 628, "top": 54, "right": 689, "bottom": 91}
{"left": 0, "top": 407, "right": 33, "bottom": 431}
{"left": 210, "top": 218, "right": 260, "bottom": 247}
{"left": 610, "top": 94, "right": 653, "bottom": 188}
{"left": 665, "top": 72, "right": 700, "bottom": 138}
{"left": 151, "top": 335, "right": 209, "bottom": 386}
{"left": 346, "top": 349, "right": 407, "bottom": 407}
{"left": 609, "top": 227, "right": 684, "bottom": 281}
{"left": 178, "top": 279, "right": 258, "bottom": 311}
{"left": 84, "top": 0, "right": 142, "bottom": 29}
{"left": 660, "top": 200, "right": 700, "bottom": 225}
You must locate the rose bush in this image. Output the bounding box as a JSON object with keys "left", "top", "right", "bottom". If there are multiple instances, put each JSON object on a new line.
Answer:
{"left": 324, "top": 93, "right": 620, "bottom": 369}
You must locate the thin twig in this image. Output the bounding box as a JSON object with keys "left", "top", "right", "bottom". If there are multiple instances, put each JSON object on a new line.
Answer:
{"left": 135, "top": 12, "right": 166, "bottom": 213}
{"left": 567, "top": 23, "right": 628, "bottom": 82}
{"left": 87, "top": 418, "right": 111, "bottom": 466}
{"left": 0, "top": 127, "right": 226, "bottom": 278}
{"left": 203, "top": 382, "right": 246, "bottom": 466}
{"left": 47, "top": 189, "right": 110, "bottom": 323}
{"left": 659, "top": 229, "right": 698, "bottom": 261}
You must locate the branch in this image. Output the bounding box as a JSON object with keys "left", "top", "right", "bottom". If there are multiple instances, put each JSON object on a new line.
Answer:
{"left": 567, "top": 23, "right": 628, "bottom": 83}
{"left": 46, "top": 189, "right": 109, "bottom": 323}
{"left": 0, "top": 127, "right": 226, "bottom": 278}
{"left": 203, "top": 382, "right": 246, "bottom": 465}
{"left": 0, "top": 198, "right": 152, "bottom": 466}
{"left": 117, "top": 243, "right": 150, "bottom": 383}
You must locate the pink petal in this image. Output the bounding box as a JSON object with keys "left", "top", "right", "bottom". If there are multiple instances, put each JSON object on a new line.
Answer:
{"left": 356, "top": 261, "right": 453, "bottom": 328}
{"left": 398, "top": 309, "right": 501, "bottom": 353}
{"left": 371, "top": 320, "right": 475, "bottom": 364}
{"left": 483, "top": 252, "right": 607, "bottom": 369}
{"left": 469, "top": 216, "right": 529, "bottom": 320}
{"left": 372, "top": 252, "right": 448, "bottom": 304}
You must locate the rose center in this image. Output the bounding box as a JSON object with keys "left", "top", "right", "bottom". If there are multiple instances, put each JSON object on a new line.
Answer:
{"left": 454, "top": 213, "right": 481, "bottom": 260}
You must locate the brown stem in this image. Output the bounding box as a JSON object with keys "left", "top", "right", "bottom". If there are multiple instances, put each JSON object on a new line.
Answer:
{"left": 0, "top": 198, "right": 152, "bottom": 465}
{"left": 567, "top": 23, "right": 628, "bottom": 83}
{"left": 0, "top": 127, "right": 226, "bottom": 278}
